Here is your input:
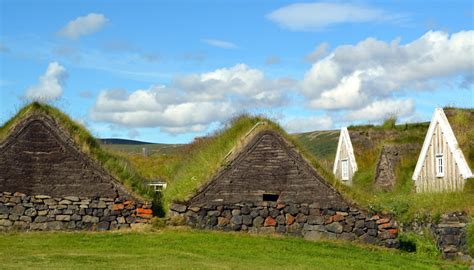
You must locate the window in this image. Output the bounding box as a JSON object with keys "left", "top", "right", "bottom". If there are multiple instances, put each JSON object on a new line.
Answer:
{"left": 436, "top": 154, "right": 444, "bottom": 177}
{"left": 263, "top": 194, "right": 279, "bottom": 201}
{"left": 341, "top": 159, "right": 349, "bottom": 181}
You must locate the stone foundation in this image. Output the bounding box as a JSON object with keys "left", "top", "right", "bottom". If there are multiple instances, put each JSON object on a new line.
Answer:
{"left": 434, "top": 212, "right": 470, "bottom": 259}
{"left": 0, "top": 192, "right": 152, "bottom": 231}
{"left": 170, "top": 202, "right": 399, "bottom": 248}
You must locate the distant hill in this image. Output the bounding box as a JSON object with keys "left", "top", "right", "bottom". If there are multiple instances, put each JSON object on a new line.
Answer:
{"left": 98, "top": 138, "right": 183, "bottom": 155}
{"left": 99, "top": 138, "right": 155, "bottom": 145}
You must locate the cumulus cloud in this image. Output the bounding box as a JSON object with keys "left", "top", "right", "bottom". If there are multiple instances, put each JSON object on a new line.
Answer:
{"left": 267, "top": 2, "right": 405, "bottom": 31}
{"left": 25, "top": 62, "right": 68, "bottom": 102}
{"left": 283, "top": 115, "right": 333, "bottom": 133}
{"left": 346, "top": 99, "right": 415, "bottom": 121}
{"left": 202, "top": 39, "right": 238, "bottom": 49}
{"left": 91, "top": 64, "right": 295, "bottom": 134}
{"left": 58, "top": 13, "right": 108, "bottom": 39}
{"left": 301, "top": 30, "right": 474, "bottom": 113}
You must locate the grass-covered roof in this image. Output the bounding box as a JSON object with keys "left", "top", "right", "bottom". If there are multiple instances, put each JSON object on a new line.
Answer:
{"left": 0, "top": 102, "right": 153, "bottom": 201}
{"left": 154, "top": 115, "right": 353, "bottom": 212}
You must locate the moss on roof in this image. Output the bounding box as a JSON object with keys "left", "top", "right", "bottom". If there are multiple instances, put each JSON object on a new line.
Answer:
{"left": 0, "top": 102, "right": 153, "bottom": 201}
{"left": 161, "top": 115, "right": 355, "bottom": 212}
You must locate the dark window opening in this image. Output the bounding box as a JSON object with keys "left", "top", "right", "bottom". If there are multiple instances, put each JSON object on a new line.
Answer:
{"left": 263, "top": 193, "right": 279, "bottom": 201}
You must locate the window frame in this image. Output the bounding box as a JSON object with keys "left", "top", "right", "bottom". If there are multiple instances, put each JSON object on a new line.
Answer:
{"left": 436, "top": 154, "right": 444, "bottom": 177}
{"left": 341, "top": 159, "right": 349, "bottom": 181}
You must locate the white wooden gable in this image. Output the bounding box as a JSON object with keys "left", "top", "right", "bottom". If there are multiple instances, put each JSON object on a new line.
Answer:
{"left": 333, "top": 127, "right": 358, "bottom": 175}
{"left": 412, "top": 108, "right": 473, "bottom": 181}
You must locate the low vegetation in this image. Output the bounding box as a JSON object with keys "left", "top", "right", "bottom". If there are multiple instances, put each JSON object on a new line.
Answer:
{"left": 468, "top": 223, "right": 474, "bottom": 255}
{"left": 0, "top": 229, "right": 467, "bottom": 269}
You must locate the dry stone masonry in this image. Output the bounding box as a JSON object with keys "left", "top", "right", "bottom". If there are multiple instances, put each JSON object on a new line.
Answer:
{"left": 169, "top": 202, "right": 400, "bottom": 248}
{"left": 434, "top": 212, "right": 470, "bottom": 259}
{"left": 171, "top": 129, "right": 400, "bottom": 248}
{"left": 0, "top": 111, "right": 152, "bottom": 230}
{"left": 0, "top": 192, "right": 152, "bottom": 231}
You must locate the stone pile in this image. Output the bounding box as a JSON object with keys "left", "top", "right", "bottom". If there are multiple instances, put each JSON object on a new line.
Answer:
{"left": 170, "top": 202, "right": 399, "bottom": 248}
{"left": 434, "top": 212, "right": 470, "bottom": 259}
{"left": 0, "top": 192, "right": 152, "bottom": 231}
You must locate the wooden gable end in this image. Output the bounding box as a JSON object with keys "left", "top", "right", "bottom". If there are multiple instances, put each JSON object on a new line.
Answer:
{"left": 189, "top": 130, "right": 346, "bottom": 207}
{"left": 0, "top": 113, "right": 127, "bottom": 198}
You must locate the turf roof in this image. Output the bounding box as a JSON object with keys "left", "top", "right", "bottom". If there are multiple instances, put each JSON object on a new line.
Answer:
{"left": 0, "top": 102, "right": 153, "bottom": 201}
{"left": 161, "top": 114, "right": 354, "bottom": 211}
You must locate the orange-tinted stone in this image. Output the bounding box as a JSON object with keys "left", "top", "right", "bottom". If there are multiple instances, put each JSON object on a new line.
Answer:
{"left": 112, "top": 204, "right": 124, "bottom": 211}
{"left": 264, "top": 216, "right": 277, "bottom": 227}
{"left": 376, "top": 218, "right": 390, "bottom": 224}
{"left": 387, "top": 228, "right": 398, "bottom": 235}
{"left": 286, "top": 214, "right": 295, "bottom": 225}
{"left": 370, "top": 214, "right": 380, "bottom": 221}
{"left": 324, "top": 216, "right": 333, "bottom": 224}
{"left": 332, "top": 214, "right": 344, "bottom": 222}
{"left": 137, "top": 208, "right": 153, "bottom": 215}
{"left": 276, "top": 203, "right": 285, "bottom": 210}
{"left": 378, "top": 222, "right": 393, "bottom": 230}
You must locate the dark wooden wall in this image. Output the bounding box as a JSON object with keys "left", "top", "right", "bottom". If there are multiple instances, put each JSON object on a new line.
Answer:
{"left": 0, "top": 117, "right": 119, "bottom": 198}
{"left": 190, "top": 130, "right": 346, "bottom": 207}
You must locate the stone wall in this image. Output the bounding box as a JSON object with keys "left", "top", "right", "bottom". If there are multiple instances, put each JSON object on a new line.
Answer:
{"left": 374, "top": 144, "right": 419, "bottom": 191}
{"left": 169, "top": 202, "right": 399, "bottom": 248}
{"left": 0, "top": 191, "right": 152, "bottom": 231}
{"left": 433, "top": 212, "right": 470, "bottom": 259}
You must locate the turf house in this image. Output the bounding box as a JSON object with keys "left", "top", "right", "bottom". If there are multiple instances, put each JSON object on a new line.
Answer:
{"left": 0, "top": 103, "right": 152, "bottom": 231}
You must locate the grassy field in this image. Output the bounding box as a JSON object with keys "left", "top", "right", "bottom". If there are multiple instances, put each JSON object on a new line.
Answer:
{"left": 0, "top": 229, "right": 468, "bottom": 270}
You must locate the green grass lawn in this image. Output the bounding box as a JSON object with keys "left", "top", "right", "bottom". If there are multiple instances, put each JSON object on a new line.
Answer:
{"left": 0, "top": 229, "right": 468, "bottom": 270}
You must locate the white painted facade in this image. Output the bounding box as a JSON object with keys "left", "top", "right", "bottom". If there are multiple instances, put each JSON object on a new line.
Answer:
{"left": 412, "top": 108, "right": 473, "bottom": 192}
{"left": 333, "top": 127, "right": 358, "bottom": 185}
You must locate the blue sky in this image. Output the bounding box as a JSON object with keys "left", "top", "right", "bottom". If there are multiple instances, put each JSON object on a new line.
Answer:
{"left": 1, "top": 0, "right": 473, "bottom": 143}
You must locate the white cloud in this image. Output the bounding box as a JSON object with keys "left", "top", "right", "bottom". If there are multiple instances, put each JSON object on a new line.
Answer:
{"left": 305, "top": 43, "right": 329, "bottom": 62}
{"left": 267, "top": 2, "right": 405, "bottom": 31}
{"left": 58, "top": 13, "right": 108, "bottom": 39}
{"left": 283, "top": 115, "right": 333, "bottom": 133}
{"left": 346, "top": 99, "right": 415, "bottom": 121}
{"left": 25, "top": 62, "right": 68, "bottom": 102}
{"left": 202, "top": 39, "right": 238, "bottom": 49}
{"left": 301, "top": 30, "right": 474, "bottom": 111}
{"left": 91, "top": 64, "right": 294, "bottom": 134}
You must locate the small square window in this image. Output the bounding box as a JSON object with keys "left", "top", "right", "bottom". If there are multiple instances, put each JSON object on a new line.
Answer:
{"left": 436, "top": 154, "right": 444, "bottom": 177}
